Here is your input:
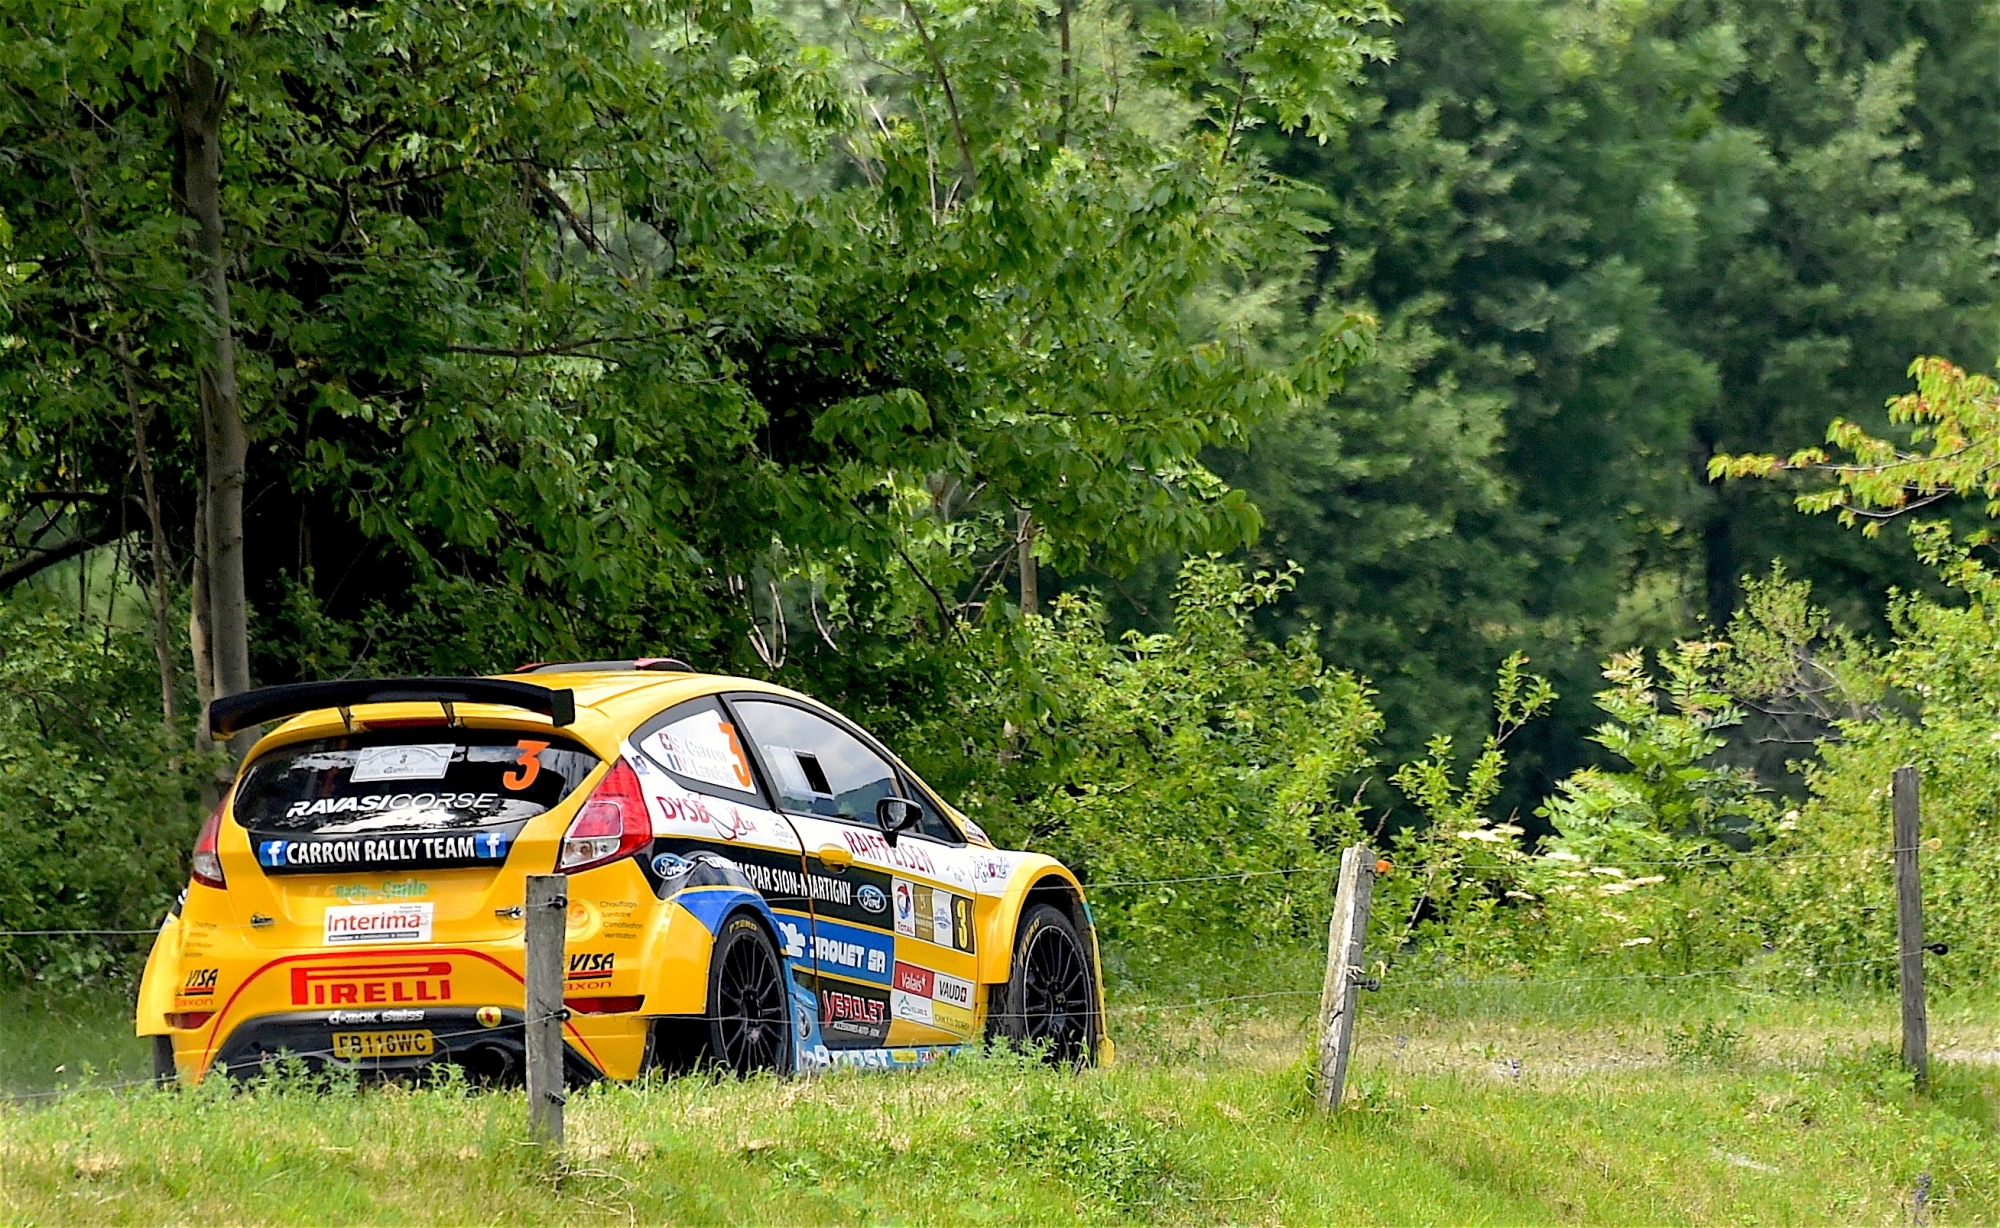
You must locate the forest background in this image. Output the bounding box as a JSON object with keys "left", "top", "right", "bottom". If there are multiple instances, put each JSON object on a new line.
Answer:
{"left": 4, "top": 0, "right": 2000, "bottom": 991}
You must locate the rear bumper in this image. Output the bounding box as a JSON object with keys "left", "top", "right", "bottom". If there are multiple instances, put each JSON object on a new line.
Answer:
{"left": 208, "top": 1006, "right": 603, "bottom": 1085}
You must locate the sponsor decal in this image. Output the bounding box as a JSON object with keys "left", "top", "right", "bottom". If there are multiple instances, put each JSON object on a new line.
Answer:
{"left": 840, "top": 828, "right": 936, "bottom": 875}
{"left": 890, "top": 962, "right": 975, "bottom": 1033}
{"left": 651, "top": 851, "right": 693, "bottom": 880}
{"left": 647, "top": 839, "right": 808, "bottom": 908}
{"left": 688, "top": 843, "right": 893, "bottom": 926}
{"left": 775, "top": 917, "right": 809, "bottom": 960}
{"left": 327, "top": 1008, "right": 424, "bottom": 1025}
{"left": 857, "top": 884, "right": 888, "bottom": 915}
{"left": 809, "top": 918, "right": 893, "bottom": 984}
{"left": 179, "top": 967, "right": 218, "bottom": 998}
{"left": 280, "top": 792, "right": 500, "bottom": 820}
{"left": 331, "top": 879, "right": 430, "bottom": 903}
{"left": 891, "top": 880, "right": 976, "bottom": 953}
{"left": 567, "top": 952, "right": 616, "bottom": 983}
{"left": 892, "top": 961, "right": 933, "bottom": 997}
{"left": 324, "top": 902, "right": 432, "bottom": 945}
{"left": 932, "top": 972, "right": 975, "bottom": 1032}
{"left": 806, "top": 1044, "right": 958, "bottom": 1070}
{"left": 290, "top": 958, "right": 452, "bottom": 1006}
{"left": 891, "top": 989, "right": 933, "bottom": 1026}
{"left": 818, "top": 981, "right": 891, "bottom": 1046}
{"left": 350, "top": 743, "right": 455, "bottom": 782}
{"left": 476, "top": 1005, "right": 503, "bottom": 1028}
{"left": 257, "top": 829, "right": 514, "bottom": 873}
{"left": 971, "top": 855, "right": 1015, "bottom": 887}
{"left": 653, "top": 793, "right": 755, "bottom": 840}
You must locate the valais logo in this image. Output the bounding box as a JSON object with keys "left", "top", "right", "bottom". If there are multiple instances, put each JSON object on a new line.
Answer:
{"left": 291, "top": 959, "right": 453, "bottom": 1006}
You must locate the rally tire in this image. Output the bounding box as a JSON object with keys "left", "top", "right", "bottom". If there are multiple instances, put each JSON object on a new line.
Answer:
{"left": 152, "top": 1035, "right": 177, "bottom": 1086}
{"left": 990, "top": 902, "right": 1097, "bottom": 1065}
{"left": 703, "top": 913, "right": 791, "bottom": 1077}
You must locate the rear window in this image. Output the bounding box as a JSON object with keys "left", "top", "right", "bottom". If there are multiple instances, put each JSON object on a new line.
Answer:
{"left": 233, "top": 730, "right": 600, "bottom": 874}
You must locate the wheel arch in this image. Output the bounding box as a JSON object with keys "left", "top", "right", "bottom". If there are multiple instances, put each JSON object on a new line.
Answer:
{"left": 982, "top": 861, "right": 1106, "bottom": 1031}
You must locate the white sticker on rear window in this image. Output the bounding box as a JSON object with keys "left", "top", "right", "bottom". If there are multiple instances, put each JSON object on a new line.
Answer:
{"left": 350, "top": 744, "right": 456, "bottom": 782}
{"left": 642, "top": 710, "right": 755, "bottom": 793}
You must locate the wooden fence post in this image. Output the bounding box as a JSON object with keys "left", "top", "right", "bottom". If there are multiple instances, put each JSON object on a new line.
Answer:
{"left": 525, "top": 874, "right": 567, "bottom": 1146}
{"left": 1892, "top": 765, "right": 1928, "bottom": 1090}
{"left": 1316, "top": 844, "right": 1375, "bottom": 1112}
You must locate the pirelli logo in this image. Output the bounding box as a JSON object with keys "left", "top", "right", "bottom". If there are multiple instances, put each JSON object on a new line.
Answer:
{"left": 290, "top": 959, "right": 453, "bottom": 1007}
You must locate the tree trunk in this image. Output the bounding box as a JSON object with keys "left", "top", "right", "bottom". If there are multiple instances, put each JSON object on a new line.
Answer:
{"left": 170, "top": 30, "right": 253, "bottom": 759}
{"left": 121, "top": 341, "right": 179, "bottom": 733}
{"left": 64, "top": 162, "right": 180, "bottom": 735}
{"left": 1017, "top": 508, "right": 1039, "bottom": 616}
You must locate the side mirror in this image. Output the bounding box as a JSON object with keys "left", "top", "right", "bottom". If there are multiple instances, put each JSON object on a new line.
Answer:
{"left": 875, "top": 796, "right": 922, "bottom": 846}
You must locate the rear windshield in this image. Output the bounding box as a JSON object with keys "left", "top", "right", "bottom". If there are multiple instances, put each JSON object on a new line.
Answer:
{"left": 234, "top": 730, "right": 600, "bottom": 834}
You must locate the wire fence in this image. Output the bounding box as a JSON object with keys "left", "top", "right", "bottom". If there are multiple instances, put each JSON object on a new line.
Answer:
{"left": 0, "top": 838, "right": 1949, "bottom": 938}
{"left": 0, "top": 855, "right": 1950, "bottom": 1105}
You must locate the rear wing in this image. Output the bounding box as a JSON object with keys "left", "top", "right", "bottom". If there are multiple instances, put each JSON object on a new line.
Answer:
{"left": 207, "top": 677, "right": 577, "bottom": 741}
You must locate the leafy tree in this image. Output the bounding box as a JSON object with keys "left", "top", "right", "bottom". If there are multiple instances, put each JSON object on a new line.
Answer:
{"left": 898, "top": 557, "right": 1383, "bottom": 958}
{"left": 1226, "top": 0, "right": 2000, "bottom": 794}
{"left": 0, "top": 0, "right": 1385, "bottom": 746}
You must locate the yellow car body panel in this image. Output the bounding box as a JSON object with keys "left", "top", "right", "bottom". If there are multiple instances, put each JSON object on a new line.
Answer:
{"left": 138, "top": 670, "right": 1104, "bottom": 1082}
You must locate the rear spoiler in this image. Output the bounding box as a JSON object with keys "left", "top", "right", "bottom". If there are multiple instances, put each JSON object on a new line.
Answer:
{"left": 207, "top": 677, "right": 577, "bottom": 740}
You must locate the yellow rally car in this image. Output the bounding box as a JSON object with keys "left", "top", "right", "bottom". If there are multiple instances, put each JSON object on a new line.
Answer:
{"left": 137, "top": 662, "right": 1105, "bottom": 1082}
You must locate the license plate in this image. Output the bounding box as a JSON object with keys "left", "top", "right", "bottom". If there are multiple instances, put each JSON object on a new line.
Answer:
{"left": 331, "top": 1029, "right": 434, "bottom": 1059}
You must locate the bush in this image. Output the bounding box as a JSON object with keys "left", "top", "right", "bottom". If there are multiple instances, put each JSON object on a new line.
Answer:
{"left": 899, "top": 558, "right": 1382, "bottom": 963}
{"left": 0, "top": 591, "right": 200, "bottom": 984}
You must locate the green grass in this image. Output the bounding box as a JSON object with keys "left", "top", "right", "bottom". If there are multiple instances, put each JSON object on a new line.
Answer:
{"left": 0, "top": 986, "right": 150, "bottom": 1095}
{"left": 3, "top": 969, "right": 1999, "bottom": 1224}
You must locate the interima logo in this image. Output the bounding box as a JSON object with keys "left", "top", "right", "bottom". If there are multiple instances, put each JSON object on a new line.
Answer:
{"left": 290, "top": 959, "right": 453, "bottom": 1006}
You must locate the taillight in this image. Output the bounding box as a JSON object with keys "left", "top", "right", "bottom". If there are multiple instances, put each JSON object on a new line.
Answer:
{"left": 565, "top": 995, "right": 644, "bottom": 1014}
{"left": 191, "top": 801, "right": 227, "bottom": 890}
{"left": 166, "top": 1011, "right": 215, "bottom": 1030}
{"left": 558, "top": 758, "right": 651, "bottom": 872}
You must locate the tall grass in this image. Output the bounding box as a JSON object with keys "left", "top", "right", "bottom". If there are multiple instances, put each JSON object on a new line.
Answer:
{"left": 5, "top": 976, "right": 1998, "bottom": 1225}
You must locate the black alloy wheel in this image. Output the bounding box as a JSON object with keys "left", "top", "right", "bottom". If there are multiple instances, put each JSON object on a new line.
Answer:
{"left": 992, "top": 902, "right": 1097, "bottom": 1065}
{"left": 706, "top": 914, "right": 790, "bottom": 1076}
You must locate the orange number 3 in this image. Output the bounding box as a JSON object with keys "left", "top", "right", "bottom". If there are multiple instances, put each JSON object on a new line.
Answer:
{"left": 503, "top": 740, "right": 550, "bottom": 791}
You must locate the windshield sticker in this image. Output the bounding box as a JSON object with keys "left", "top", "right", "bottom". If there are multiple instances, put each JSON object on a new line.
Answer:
{"left": 258, "top": 830, "right": 515, "bottom": 873}
{"left": 350, "top": 744, "right": 456, "bottom": 782}
{"left": 643, "top": 710, "right": 755, "bottom": 793}
{"left": 502, "top": 740, "right": 548, "bottom": 791}
{"left": 282, "top": 792, "right": 500, "bottom": 821}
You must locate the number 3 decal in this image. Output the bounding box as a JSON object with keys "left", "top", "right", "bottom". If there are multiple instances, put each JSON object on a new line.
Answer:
{"left": 503, "top": 740, "right": 550, "bottom": 791}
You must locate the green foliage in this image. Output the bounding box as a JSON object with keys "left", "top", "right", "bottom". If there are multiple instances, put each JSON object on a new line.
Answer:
{"left": 1227, "top": 0, "right": 2000, "bottom": 789}
{"left": 0, "top": 0, "right": 1384, "bottom": 691}
{"left": 900, "top": 558, "right": 1380, "bottom": 957}
{"left": 0, "top": 591, "right": 202, "bottom": 983}
{"left": 8, "top": 988, "right": 2000, "bottom": 1224}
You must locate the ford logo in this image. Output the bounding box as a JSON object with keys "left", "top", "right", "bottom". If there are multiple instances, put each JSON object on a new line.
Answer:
{"left": 651, "top": 852, "right": 692, "bottom": 880}
{"left": 857, "top": 884, "right": 887, "bottom": 914}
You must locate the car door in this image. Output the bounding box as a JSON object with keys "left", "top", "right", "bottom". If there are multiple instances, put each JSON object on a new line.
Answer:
{"left": 725, "top": 695, "right": 979, "bottom": 1054}
{"left": 624, "top": 696, "right": 815, "bottom": 985}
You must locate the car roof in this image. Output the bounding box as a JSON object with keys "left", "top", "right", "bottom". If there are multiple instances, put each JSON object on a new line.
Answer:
{"left": 243, "top": 670, "right": 813, "bottom": 759}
